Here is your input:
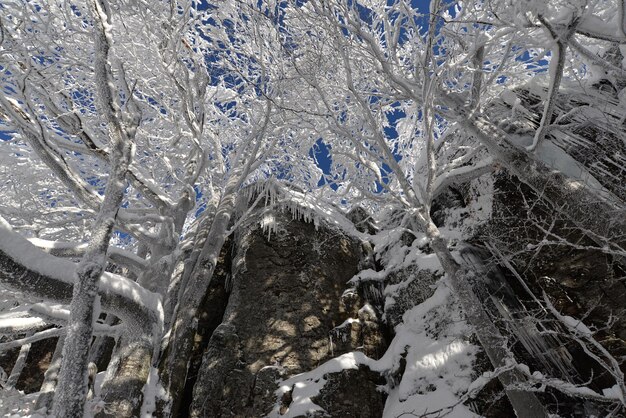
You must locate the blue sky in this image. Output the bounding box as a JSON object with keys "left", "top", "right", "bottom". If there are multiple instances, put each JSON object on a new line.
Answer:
{"left": 0, "top": 0, "right": 554, "bottom": 219}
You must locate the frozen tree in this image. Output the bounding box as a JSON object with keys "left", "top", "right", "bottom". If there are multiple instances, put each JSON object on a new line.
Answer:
{"left": 0, "top": 0, "right": 624, "bottom": 416}
{"left": 272, "top": 0, "right": 625, "bottom": 414}
{"left": 0, "top": 0, "right": 305, "bottom": 416}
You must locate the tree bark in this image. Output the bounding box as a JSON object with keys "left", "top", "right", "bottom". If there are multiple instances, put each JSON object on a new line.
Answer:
{"left": 159, "top": 177, "right": 240, "bottom": 417}
{"left": 421, "top": 217, "right": 548, "bottom": 418}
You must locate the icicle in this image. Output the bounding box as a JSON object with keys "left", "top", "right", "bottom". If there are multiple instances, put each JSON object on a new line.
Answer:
{"left": 260, "top": 210, "right": 281, "bottom": 241}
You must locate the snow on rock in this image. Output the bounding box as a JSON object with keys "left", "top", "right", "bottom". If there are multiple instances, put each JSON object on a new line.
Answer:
{"left": 268, "top": 352, "right": 371, "bottom": 418}
{"left": 381, "top": 284, "right": 480, "bottom": 418}
{"left": 437, "top": 176, "right": 494, "bottom": 242}
{"left": 352, "top": 232, "right": 442, "bottom": 289}
{"left": 269, "top": 281, "right": 481, "bottom": 418}
{"left": 0, "top": 390, "right": 45, "bottom": 418}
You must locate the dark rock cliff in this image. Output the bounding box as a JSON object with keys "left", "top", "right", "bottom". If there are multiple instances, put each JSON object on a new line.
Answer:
{"left": 188, "top": 209, "right": 387, "bottom": 418}
{"left": 2, "top": 172, "right": 624, "bottom": 417}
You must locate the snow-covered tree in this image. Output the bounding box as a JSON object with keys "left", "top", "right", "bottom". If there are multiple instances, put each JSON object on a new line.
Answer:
{"left": 0, "top": 1, "right": 308, "bottom": 415}
{"left": 0, "top": 0, "right": 624, "bottom": 416}
{"left": 273, "top": 0, "right": 626, "bottom": 414}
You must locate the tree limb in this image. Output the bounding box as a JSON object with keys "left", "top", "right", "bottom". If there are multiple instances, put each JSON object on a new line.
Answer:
{"left": 0, "top": 216, "right": 162, "bottom": 334}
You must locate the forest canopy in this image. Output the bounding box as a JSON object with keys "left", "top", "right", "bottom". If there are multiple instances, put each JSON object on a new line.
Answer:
{"left": 0, "top": 0, "right": 625, "bottom": 417}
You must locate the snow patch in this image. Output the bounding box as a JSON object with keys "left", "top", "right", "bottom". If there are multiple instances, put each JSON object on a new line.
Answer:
{"left": 268, "top": 352, "right": 371, "bottom": 418}
{"left": 139, "top": 367, "right": 161, "bottom": 417}
{"left": 382, "top": 284, "right": 479, "bottom": 418}
{"left": 269, "top": 282, "right": 480, "bottom": 418}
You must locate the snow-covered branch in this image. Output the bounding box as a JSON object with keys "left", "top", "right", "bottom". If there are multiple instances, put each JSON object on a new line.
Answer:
{"left": 527, "top": 15, "right": 578, "bottom": 152}
{"left": 432, "top": 159, "right": 494, "bottom": 200}
{"left": 0, "top": 322, "right": 121, "bottom": 352}
{"left": 28, "top": 237, "right": 148, "bottom": 273}
{"left": 542, "top": 293, "right": 626, "bottom": 407}
{"left": 0, "top": 216, "right": 162, "bottom": 333}
{"left": 575, "top": 14, "right": 626, "bottom": 43}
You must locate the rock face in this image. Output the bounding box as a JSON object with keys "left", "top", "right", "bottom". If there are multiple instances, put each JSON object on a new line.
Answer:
{"left": 462, "top": 173, "right": 626, "bottom": 417}
{"left": 384, "top": 267, "right": 440, "bottom": 329}
{"left": 189, "top": 209, "right": 386, "bottom": 417}
{"left": 311, "top": 367, "right": 386, "bottom": 418}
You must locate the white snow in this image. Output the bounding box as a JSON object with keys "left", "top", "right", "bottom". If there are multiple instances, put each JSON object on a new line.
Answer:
{"left": 139, "top": 367, "right": 161, "bottom": 417}
{"left": 269, "top": 282, "right": 480, "bottom": 418}
{"left": 27, "top": 238, "right": 88, "bottom": 252}
{"left": 358, "top": 303, "right": 377, "bottom": 320}
{"left": 508, "top": 135, "right": 613, "bottom": 204}
{"left": 0, "top": 390, "right": 45, "bottom": 418}
{"left": 0, "top": 317, "right": 44, "bottom": 332}
{"left": 268, "top": 352, "right": 371, "bottom": 418}
{"left": 0, "top": 216, "right": 163, "bottom": 330}
{"left": 352, "top": 233, "right": 442, "bottom": 289}
{"left": 381, "top": 284, "right": 479, "bottom": 418}
{"left": 577, "top": 14, "right": 626, "bottom": 42}
{"left": 27, "top": 238, "right": 148, "bottom": 270}
{"left": 603, "top": 384, "right": 626, "bottom": 403}
{"left": 559, "top": 315, "right": 593, "bottom": 336}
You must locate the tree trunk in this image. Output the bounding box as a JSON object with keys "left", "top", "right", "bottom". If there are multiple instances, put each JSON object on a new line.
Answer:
{"left": 423, "top": 218, "right": 548, "bottom": 418}
{"left": 52, "top": 264, "right": 107, "bottom": 417}
{"left": 51, "top": 0, "right": 136, "bottom": 411}
{"left": 159, "top": 179, "right": 239, "bottom": 416}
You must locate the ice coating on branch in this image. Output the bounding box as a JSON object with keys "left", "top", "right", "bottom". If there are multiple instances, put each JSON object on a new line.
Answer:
{"left": 0, "top": 216, "right": 163, "bottom": 328}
